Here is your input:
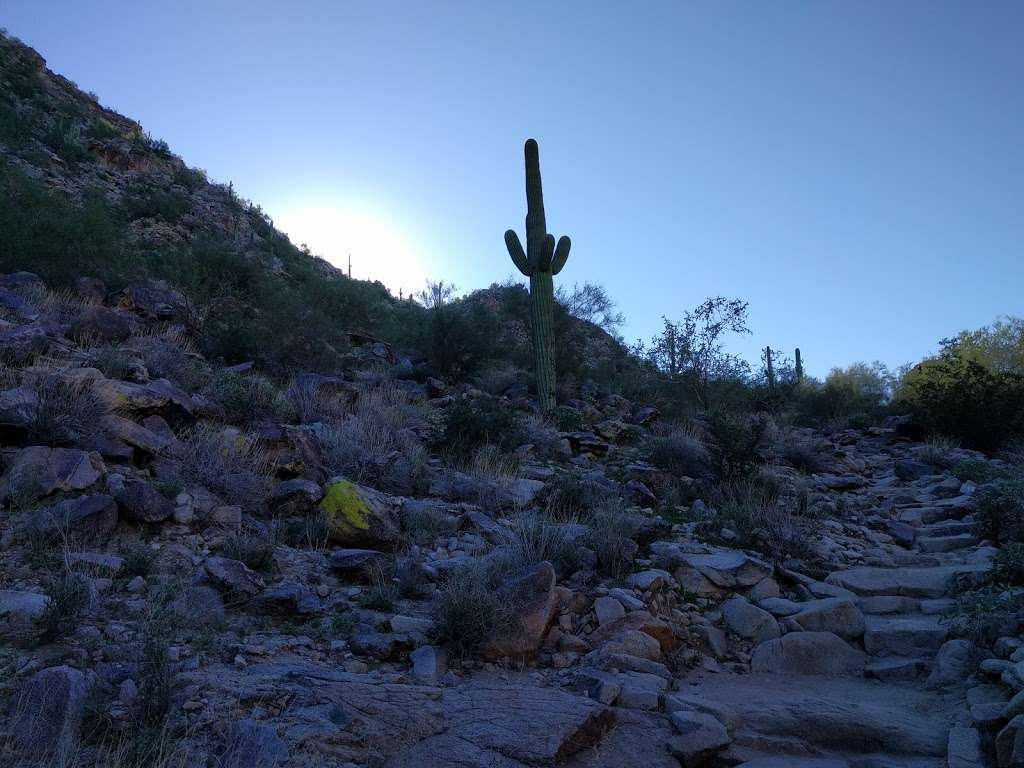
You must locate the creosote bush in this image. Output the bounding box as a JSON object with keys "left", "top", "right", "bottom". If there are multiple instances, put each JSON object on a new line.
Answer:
{"left": 432, "top": 559, "right": 512, "bottom": 659}
{"left": 642, "top": 424, "right": 711, "bottom": 479}
{"left": 25, "top": 371, "right": 111, "bottom": 446}
{"left": 173, "top": 425, "right": 270, "bottom": 513}
{"left": 435, "top": 396, "right": 524, "bottom": 457}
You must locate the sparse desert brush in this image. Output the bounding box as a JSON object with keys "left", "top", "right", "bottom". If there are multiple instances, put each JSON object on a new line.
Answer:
{"left": 36, "top": 570, "right": 90, "bottom": 642}
{"left": 132, "top": 330, "right": 209, "bottom": 391}
{"left": 975, "top": 480, "right": 1024, "bottom": 545}
{"left": 205, "top": 368, "right": 292, "bottom": 424}
{"left": 81, "top": 342, "right": 136, "bottom": 380}
{"left": 434, "top": 396, "right": 525, "bottom": 457}
{"left": 465, "top": 444, "right": 522, "bottom": 511}
{"left": 917, "top": 435, "right": 960, "bottom": 468}
{"left": 432, "top": 559, "right": 512, "bottom": 659}
{"left": 642, "top": 422, "right": 711, "bottom": 478}
{"left": 585, "top": 500, "right": 639, "bottom": 579}
{"left": 222, "top": 528, "right": 276, "bottom": 572}
{"left": 172, "top": 424, "right": 270, "bottom": 512}
{"left": 542, "top": 470, "right": 608, "bottom": 522}
{"left": 776, "top": 431, "right": 829, "bottom": 474}
{"left": 497, "top": 512, "right": 583, "bottom": 579}
{"left": 24, "top": 368, "right": 113, "bottom": 445}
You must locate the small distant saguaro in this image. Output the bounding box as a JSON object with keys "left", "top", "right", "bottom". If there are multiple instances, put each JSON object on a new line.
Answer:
{"left": 795, "top": 348, "right": 803, "bottom": 382}
{"left": 504, "top": 139, "right": 571, "bottom": 413}
{"left": 765, "top": 346, "right": 776, "bottom": 391}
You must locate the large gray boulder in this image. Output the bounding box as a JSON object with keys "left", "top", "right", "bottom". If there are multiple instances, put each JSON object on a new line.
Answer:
{"left": 751, "top": 632, "right": 865, "bottom": 676}
{"left": 480, "top": 561, "right": 557, "bottom": 660}
{"left": 10, "top": 666, "right": 87, "bottom": 758}
{"left": 205, "top": 556, "right": 265, "bottom": 598}
{"left": 28, "top": 494, "right": 118, "bottom": 546}
{"left": 1, "top": 446, "right": 105, "bottom": 504}
{"left": 722, "top": 597, "right": 780, "bottom": 643}
{"left": 0, "top": 590, "right": 49, "bottom": 640}
{"left": 115, "top": 478, "right": 174, "bottom": 523}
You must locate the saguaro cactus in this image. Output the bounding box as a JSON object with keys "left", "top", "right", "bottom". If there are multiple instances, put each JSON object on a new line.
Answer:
{"left": 795, "top": 348, "right": 804, "bottom": 382}
{"left": 765, "top": 346, "right": 776, "bottom": 391}
{"left": 504, "top": 139, "right": 571, "bottom": 412}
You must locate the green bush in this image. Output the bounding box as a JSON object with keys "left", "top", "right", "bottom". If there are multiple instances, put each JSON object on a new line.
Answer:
{"left": 205, "top": 369, "right": 290, "bottom": 424}
{"left": 436, "top": 397, "right": 524, "bottom": 457}
{"left": 975, "top": 481, "right": 1024, "bottom": 545}
{"left": 120, "top": 542, "right": 157, "bottom": 577}
{"left": 793, "top": 363, "right": 893, "bottom": 427}
{"left": 542, "top": 471, "right": 608, "bottom": 522}
{"left": 222, "top": 531, "right": 275, "bottom": 572}
{"left": 123, "top": 182, "right": 192, "bottom": 223}
{"left": 896, "top": 349, "right": 1024, "bottom": 451}
{"left": 706, "top": 410, "right": 768, "bottom": 480}
{"left": 993, "top": 543, "right": 1024, "bottom": 586}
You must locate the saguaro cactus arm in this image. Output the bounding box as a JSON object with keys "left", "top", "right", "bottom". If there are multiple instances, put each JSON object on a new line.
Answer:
{"left": 551, "top": 235, "right": 571, "bottom": 275}
{"left": 505, "top": 230, "right": 530, "bottom": 276}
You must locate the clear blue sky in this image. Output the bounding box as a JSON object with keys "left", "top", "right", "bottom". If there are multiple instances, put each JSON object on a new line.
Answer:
{"left": 6, "top": 1, "right": 1023, "bottom": 376}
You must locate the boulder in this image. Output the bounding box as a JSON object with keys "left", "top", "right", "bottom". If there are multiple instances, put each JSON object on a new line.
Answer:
{"left": 10, "top": 666, "right": 87, "bottom": 758}
{"left": 0, "top": 590, "right": 49, "bottom": 640}
{"left": 927, "top": 639, "right": 974, "bottom": 688}
{"left": 895, "top": 458, "right": 933, "bottom": 481}
{"left": 751, "top": 632, "right": 866, "bottom": 676}
{"left": 593, "top": 595, "right": 626, "bottom": 626}
{"left": 674, "top": 550, "right": 773, "bottom": 590}
{"left": 319, "top": 478, "right": 401, "bottom": 549}
{"left": 409, "top": 645, "right": 448, "bottom": 685}
{"left": 28, "top": 494, "right": 118, "bottom": 546}
{"left": 250, "top": 583, "right": 320, "bottom": 615}
{"left": 667, "top": 710, "right": 731, "bottom": 767}
{"left": 1, "top": 446, "right": 105, "bottom": 504}
{"left": 205, "top": 557, "right": 265, "bottom": 598}
{"left": 270, "top": 478, "right": 322, "bottom": 515}
{"left": 115, "top": 479, "right": 174, "bottom": 523}
{"left": 788, "top": 598, "right": 866, "bottom": 640}
{"left": 328, "top": 548, "right": 392, "bottom": 577}
{"left": 218, "top": 718, "right": 290, "bottom": 768}
{"left": 722, "top": 597, "right": 781, "bottom": 643}
{"left": 481, "top": 561, "right": 557, "bottom": 660}
{"left": 68, "top": 306, "right": 132, "bottom": 342}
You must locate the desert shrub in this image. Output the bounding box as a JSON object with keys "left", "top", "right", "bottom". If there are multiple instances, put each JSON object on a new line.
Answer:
{"left": 522, "top": 412, "right": 566, "bottom": 458}
{"left": 552, "top": 405, "right": 584, "bottom": 432}
{"left": 475, "top": 362, "right": 526, "bottom": 397}
{"left": 273, "top": 510, "right": 329, "bottom": 551}
{"left": 42, "top": 115, "right": 90, "bottom": 166}
{"left": 794, "top": 362, "right": 894, "bottom": 427}
{"left": 173, "top": 165, "right": 207, "bottom": 192}
{"left": 777, "top": 433, "right": 829, "bottom": 474}
{"left": 542, "top": 471, "right": 608, "bottom": 522}
{"left": 173, "top": 425, "right": 270, "bottom": 512}
{"left": 205, "top": 369, "right": 291, "bottom": 424}
{"left": 709, "top": 476, "right": 816, "bottom": 562}
{"left": 706, "top": 410, "right": 768, "bottom": 480}
{"left": 222, "top": 530, "right": 275, "bottom": 572}
{"left": 358, "top": 562, "right": 400, "bottom": 611}
{"left": 135, "top": 334, "right": 208, "bottom": 391}
{"left": 917, "top": 435, "right": 960, "bottom": 468}
{"left": 120, "top": 542, "right": 157, "bottom": 577}
{"left": 122, "top": 182, "right": 192, "bottom": 223}
{"left": 286, "top": 378, "right": 350, "bottom": 424}
{"left": 953, "top": 460, "right": 1013, "bottom": 485}
{"left": 316, "top": 384, "right": 429, "bottom": 494}
{"left": 947, "top": 586, "right": 1024, "bottom": 645}
{"left": 896, "top": 347, "right": 1024, "bottom": 451}
{"left": 974, "top": 481, "right": 1024, "bottom": 545}
{"left": 586, "top": 502, "right": 639, "bottom": 578}
{"left": 432, "top": 560, "right": 512, "bottom": 659}
{"left": 25, "top": 371, "right": 111, "bottom": 445}
{"left": 993, "top": 543, "right": 1024, "bottom": 587}
{"left": 642, "top": 424, "right": 711, "bottom": 478}
{"left": 402, "top": 505, "right": 459, "bottom": 546}
{"left": 36, "top": 572, "right": 90, "bottom": 642}
{"left": 436, "top": 396, "right": 524, "bottom": 457}
{"left": 499, "top": 513, "right": 585, "bottom": 578}
{"left": 465, "top": 445, "right": 522, "bottom": 511}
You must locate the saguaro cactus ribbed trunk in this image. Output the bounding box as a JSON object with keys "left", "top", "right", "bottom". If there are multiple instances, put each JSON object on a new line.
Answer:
{"left": 504, "top": 139, "right": 571, "bottom": 413}
{"left": 795, "top": 348, "right": 804, "bottom": 382}
{"left": 765, "top": 346, "right": 776, "bottom": 391}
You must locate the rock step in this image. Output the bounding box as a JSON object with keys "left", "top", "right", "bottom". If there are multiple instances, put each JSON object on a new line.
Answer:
{"left": 826, "top": 564, "right": 989, "bottom": 599}
{"left": 918, "top": 520, "right": 974, "bottom": 538}
{"left": 864, "top": 614, "right": 949, "bottom": 657}
{"left": 916, "top": 533, "right": 978, "bottom": 554}
{"left": 898, "top": 506, "right": 970, "bottom": 526}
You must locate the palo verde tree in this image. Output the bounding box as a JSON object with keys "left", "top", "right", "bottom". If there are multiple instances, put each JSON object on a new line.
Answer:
{"left": 504, "top": 138, "right": 571, "bottom": 412}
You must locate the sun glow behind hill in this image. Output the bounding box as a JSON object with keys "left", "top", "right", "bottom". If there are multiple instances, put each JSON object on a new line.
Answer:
{"left": 274, "top": 202, "right": 429, "bottom": 298}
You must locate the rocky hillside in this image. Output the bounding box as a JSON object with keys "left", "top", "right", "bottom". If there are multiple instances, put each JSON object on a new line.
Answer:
{"left": 2, "top": 29, "right": 1024, "bottom": 768}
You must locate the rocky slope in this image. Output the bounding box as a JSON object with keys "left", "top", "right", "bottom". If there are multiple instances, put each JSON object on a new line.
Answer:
{"left": 0, "top": 267, "right": 1020, "bottom": 768}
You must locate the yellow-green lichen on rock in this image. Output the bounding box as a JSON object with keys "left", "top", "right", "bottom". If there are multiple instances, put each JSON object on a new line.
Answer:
{"left": 320, "top": 479, "right": 371, "bottom": 538}
{"left": 317, "top": 477, "right": 401, "bottom": 548}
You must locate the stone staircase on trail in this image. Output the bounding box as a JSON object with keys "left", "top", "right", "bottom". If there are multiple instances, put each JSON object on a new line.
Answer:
{"left": 669, "top": 440, "right": 994, "bottom": 768}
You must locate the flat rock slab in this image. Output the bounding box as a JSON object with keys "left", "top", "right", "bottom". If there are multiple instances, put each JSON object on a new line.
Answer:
{"left": 183, "top": 662, "right": 614, "bottom": 767}
{"left": 826, "top": 565, "right": 989, "bottom": 599}
{"left": 750, "top": 632, "right": 865, "bottom": 676}
{"left": 673, "top": 672, "right": 953, "bottom": 760}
